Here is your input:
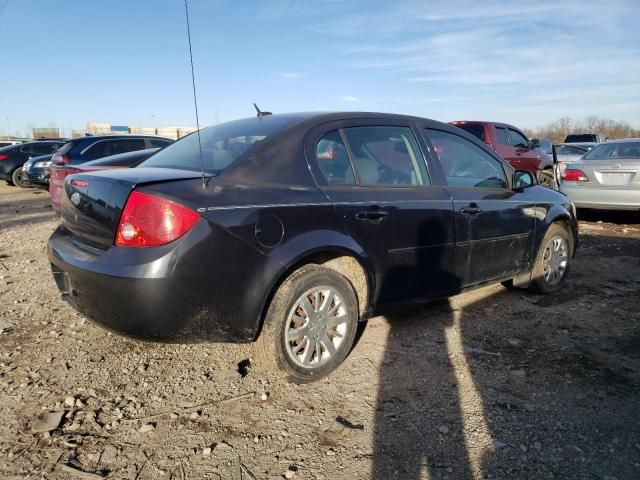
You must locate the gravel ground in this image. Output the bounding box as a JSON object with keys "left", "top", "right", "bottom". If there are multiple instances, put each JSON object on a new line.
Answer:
{"left": 0, "top": 183, "right": 639, "bottom": 480}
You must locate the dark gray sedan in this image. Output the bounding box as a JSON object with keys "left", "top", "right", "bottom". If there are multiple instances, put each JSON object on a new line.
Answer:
{"left": 560, "top": 139, "right": 640, "bottom": 210}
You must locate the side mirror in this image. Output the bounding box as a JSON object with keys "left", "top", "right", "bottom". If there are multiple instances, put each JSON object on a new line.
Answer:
{"left": 529, "top": 138, "right": 540, "bottom": 150}
{"left": 514, "top": 170, "right": 535, "bottom": 189}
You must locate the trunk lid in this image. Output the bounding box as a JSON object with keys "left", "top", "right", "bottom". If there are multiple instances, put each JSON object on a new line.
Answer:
{"left": 60, "top": 168, "right": 207, "bottom": 249}
{"left": 577, "top": 159, "right": 640, "bottom": 187}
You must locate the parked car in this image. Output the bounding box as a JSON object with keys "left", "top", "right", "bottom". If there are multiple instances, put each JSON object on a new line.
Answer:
{"left": 564, "top": 133, "right": 606, "bottom": 144}
{"left": 560, "top": 138, "right": 640, "bottom": 210}
{"left": 554, "top": 144, "right": 589, "bottom": 174}
{"left": 49, "top": 135, "right": 172, "bottom": 212}
{"left": 0, "top": 140, "right": 22, "bottom": 148}
{"left": 450, "top": 121, "right": 555, "bottom": 188}
{"left": 531, "top": 138, "right": 553, "bottom": 156}
{"left": 49, "top": 148, "right": 161, "bottom": 212}
{"left": 21, "top": 154, "right": 54, "bottom": 189}
{"left": 48, "top": 112, "right": 578, "bottom": 382}
{"left": 0, "top": 140, "right": 66, "bottom": 186}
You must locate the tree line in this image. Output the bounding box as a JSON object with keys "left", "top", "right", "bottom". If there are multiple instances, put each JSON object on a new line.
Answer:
{"left": 523, "top": 116, "right": 640, "bottom": 144}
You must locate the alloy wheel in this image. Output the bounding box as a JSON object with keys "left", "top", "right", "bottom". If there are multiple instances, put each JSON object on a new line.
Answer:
{"left": 542, "top": 235, "right": 569, "bottom": 285}
{"left": 284, "top": 286, "right": 348, "bottom": 369}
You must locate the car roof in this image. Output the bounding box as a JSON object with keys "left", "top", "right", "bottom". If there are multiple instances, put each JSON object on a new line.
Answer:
{"left": 604, "top": 138, "right": 640, "bottom": 143}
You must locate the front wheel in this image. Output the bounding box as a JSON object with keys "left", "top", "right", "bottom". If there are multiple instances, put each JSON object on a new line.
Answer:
{"left": 255, "top": 265, "right": 359, "bottom": 383}
{"left": 12, "top": 167, "right": 30, "bottom": 188}
{"left": 531, "top": 223, "right": 573, "bottom": 293}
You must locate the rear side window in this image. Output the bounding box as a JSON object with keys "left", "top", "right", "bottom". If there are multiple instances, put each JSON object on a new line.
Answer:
{"left": 32, "top": 143, "right": 59, "bottom": 155}
{"left": 84, "top": 139, "right": 146, "bottom": 159}
{"left": 508, "top": 129, "right": 529, "bottom": 148}
{"left": 455, "top": 124, "right": 485, "bottom": 142}
{"left": 341, "top": 126, "right": 428, "bottom": 186}
{"left": 426, "top": 129, "right": 507, "bottom": 189}
{"left": 149, "top": 138, "right": 172, "bottom": 148}
{"left": 315, "top": 131, "right": 355, "bottom": 184}
{"left": 495, "top": 127, "right": 509, "bottom": 146}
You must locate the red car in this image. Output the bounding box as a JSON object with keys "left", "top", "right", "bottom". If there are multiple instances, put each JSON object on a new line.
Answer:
{"left": 49, "top": 148, "right": 159, "bottom": 213}
{"left": 450, "top": 121, "right": 555, "bottom": 187}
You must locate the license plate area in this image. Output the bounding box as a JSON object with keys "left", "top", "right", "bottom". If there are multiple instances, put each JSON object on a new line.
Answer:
{"left": 594, "top": 171, "right": 635, "bottom": 185}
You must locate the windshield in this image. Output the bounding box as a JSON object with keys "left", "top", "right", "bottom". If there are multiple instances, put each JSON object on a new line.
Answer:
{"left": 556, "top": 145, "right": 587, "bottom": 155}
{"left": 140, "top": 116, "right": 302, "bottom": 173}
{"left": 582, "top": 142, "right": 640, "bottom": 161}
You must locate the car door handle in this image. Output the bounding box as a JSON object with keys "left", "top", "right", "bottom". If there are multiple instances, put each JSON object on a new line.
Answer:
{"left": 355, "top": 210, "right": 389, "bottom": 222}
{"left": 460, "top": 205, "right": 481, "bottom": 216}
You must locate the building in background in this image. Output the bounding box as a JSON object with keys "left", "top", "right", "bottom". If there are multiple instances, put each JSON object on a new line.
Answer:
{"left": 79, "top": 122, "right": 196, "bottom": 139}
{"left": 32, "top": 127, "right": 60, "bottom": 139}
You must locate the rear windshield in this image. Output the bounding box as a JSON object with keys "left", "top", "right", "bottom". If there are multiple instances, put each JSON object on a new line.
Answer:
{"left": 139, "top": 116, "right": 301, "bottom": 173}
{"left": 582, "top": 142, "right": 640, "bottom": 160}
{"left": 565, "top": 134, "right": 597, "bottom": 143}
{"left": 455, "top": 124, "right": 485, "bottom": 142}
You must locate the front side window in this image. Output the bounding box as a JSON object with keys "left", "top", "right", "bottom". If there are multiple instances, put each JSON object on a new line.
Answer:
{"left": 340, "top": 126, "right": 428, "bottom": 186}
{"left": 495, "top": 127, "right": 509, "bottom": 146}
{"left": 315, "top": 130, "right": 354, "bottom": 184}
{"left": 582, "top": 142, "right": 640, "bottom": 161}
{"left": 426, "top": 129, "right": 508, "bottom": 189}
{"left": 508, "top": 129, "right": 529, "bottom": 148}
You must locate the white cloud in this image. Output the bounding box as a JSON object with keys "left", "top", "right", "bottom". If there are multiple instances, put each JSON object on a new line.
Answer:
{"left": 341, "top": 95, "right": 359, "bottom": 102}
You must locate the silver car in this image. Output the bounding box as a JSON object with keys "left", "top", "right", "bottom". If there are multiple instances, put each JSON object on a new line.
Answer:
{"left": 560, "top": 139, "right": 640, "bottom": 210}
{"left": 556, "top": 144, "right": 589, "bottom": 174}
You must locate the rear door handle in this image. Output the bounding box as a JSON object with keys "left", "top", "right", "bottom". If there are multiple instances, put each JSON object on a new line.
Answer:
{"left": 460, "top": 205, "right": 481, "bottom": 216}
{"left": 355, "top": 210, "right": 389, "bottom": 223}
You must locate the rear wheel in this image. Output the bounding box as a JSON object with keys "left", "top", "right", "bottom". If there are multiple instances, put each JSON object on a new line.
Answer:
{"left": 255, "top": 265, "right": 359, "bottom": 383}
{"left": 537, "top": 168, "right": 555, "bottom": 189}
{"left": 531, "top": 223, "right": 573, "bottom": 293}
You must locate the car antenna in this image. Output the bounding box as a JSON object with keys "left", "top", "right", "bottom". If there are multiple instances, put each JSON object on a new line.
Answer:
{"left": 253, "top": 103, "right": 272, "bottom": 118}
{"left": 183, "top": 0, "right": 206, "bottom": 189}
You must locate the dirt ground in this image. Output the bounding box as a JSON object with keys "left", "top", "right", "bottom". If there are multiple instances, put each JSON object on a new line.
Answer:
{"left": 0, "top": 182, "right": 639, "bottom": 480}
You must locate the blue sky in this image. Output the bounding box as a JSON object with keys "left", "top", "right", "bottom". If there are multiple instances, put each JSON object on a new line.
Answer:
{"left": 1, "top": 0, "right": 639, "bottom": 136}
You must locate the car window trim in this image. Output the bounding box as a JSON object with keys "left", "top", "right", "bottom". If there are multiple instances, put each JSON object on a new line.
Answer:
{"left": 423, "top": 127, "right": 512, "bottom": 191}
{"left": 80, "top": 137, "right": 147, "bottom": 156}
{"left": 507, "top": 127, "right": 529, "bottom": 149}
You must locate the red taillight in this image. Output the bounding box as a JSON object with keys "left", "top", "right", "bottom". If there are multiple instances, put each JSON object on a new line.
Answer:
{"left": 562, "top": 168, "right": 589, "bottom": 182}
{"left": 0, "top": 154, "right": 8, "bottom": 161}
{"left": 115, "top": 191, "right": 200, "bottom": 247}
{"left": 53, "top": 153, "right": 69, "bottom": 165}
{"left": 70, "top": 179, "right": 89, "bottom": 188}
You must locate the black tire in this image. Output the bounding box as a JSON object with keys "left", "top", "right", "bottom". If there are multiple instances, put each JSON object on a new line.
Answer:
{"left": 11, "top": 167, "right": 30, "bottom": 188}
{"left": 255, "top": 265, "right": 359, "bottom": 383}
{"left": 537, "top": 169, "right": 555, "bottom": 189}
{"left": 531, "top": 223, "right": 573, "bottom": 294}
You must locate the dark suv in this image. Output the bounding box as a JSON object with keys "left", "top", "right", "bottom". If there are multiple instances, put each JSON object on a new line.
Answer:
{"left": 0, "top": 140, "right": 66, "bottom": 186}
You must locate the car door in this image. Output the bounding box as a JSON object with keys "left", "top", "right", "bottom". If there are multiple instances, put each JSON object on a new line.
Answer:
{"left": 307, "top": 120, "right": 457, "bottom": 306}
{"left": 507, "top": 127, "right": 538, "bottom": 175}
{"left": 423, "top": 128, "right": 535, "bottom": 286}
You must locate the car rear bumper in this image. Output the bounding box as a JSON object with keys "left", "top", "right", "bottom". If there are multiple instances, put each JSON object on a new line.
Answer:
{"left": 560, "top": 183, "right": 640, "bottom": 210}
{"left": 47, "top": 222, "right": 277, "bottom": 343}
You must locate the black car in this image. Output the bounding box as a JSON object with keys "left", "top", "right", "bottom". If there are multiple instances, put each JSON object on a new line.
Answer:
{"left": 48, "top": 112, "right": 578, "bottom": 382}
{"left": 25, "top": 147, "right": 161, "bottom": 190}
{"left": 0, "top": 140, "right": 66, "bottom": 185}
{"left": 21, "top": 154, "right": 54, "bottom": 189}
{"left": 51, "top": 134, "right": 172, "bottom": 166}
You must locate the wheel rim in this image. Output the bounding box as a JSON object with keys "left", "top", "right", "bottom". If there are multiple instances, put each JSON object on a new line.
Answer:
{"left": 539, "top": 171, "right": 554, "bottom": 188}
{"left": 542, "top": 235, "right": 569, "bottom": 285}
{"left": 284, "top": 286, "right": 348, "bottom": 369}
